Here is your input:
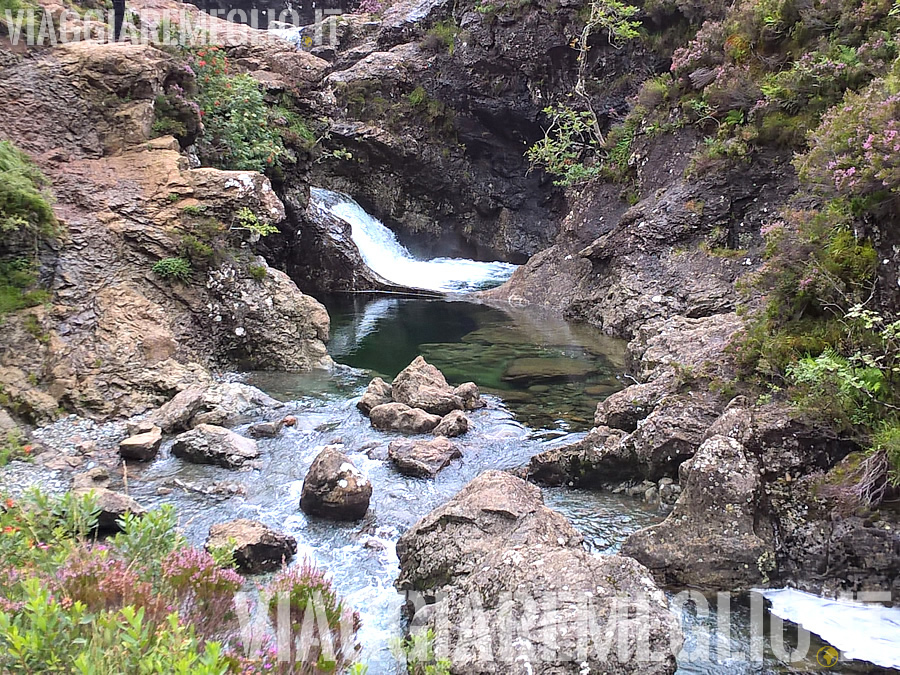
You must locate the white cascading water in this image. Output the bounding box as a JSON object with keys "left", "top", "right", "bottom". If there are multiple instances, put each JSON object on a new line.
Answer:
{"left": 309, "top": 188, "right": 517, "bottom": 293}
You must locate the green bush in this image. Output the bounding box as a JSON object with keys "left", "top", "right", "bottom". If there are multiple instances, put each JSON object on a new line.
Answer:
{"left": 191, "top": 48, "right": 285, "bottom": 172}
{"left": 247, "top": 264, "right": 267, "bottom": 281}
{"left": 0, "top": 258, "right": 50, "bottom": 316}
{"left": 233, "top": 207, "right": 277, "bottom": 238}
{"left": 151, "top": 257, "right": 192, "bottom": 282}
{"left": 526, "top": 104, "right": 603, "bottom": 186}
{"left": 422, "top": 20, "right": 458, "bottom": 53}
{"left": 392, "top": 629, "right": 452, "bottom": 675}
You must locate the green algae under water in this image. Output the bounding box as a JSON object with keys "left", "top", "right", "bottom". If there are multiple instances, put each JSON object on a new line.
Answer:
{"left": 323, "top": 294, "right": 629, "bottom": 432}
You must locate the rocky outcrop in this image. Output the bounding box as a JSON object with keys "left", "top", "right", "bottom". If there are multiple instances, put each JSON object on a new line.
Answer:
{"left": 391, "top": 356, "right": 466, "bottom": 416}
{"left": 300, "top": 446, "right": 372, "bottom": 520}
{"left": 359, "top": 357, "right": 477, "bottom": 435}
{"left": 171, "top": 424, "right": 260, "bottom": 469}
{"left": 622, "top": 435, "right": 775, "bottom": 589}
{"left": 0, "top": 40, "right": 331, "bottom": 423}
{"left": 388, "top": 437, "right": 461, "bottom": 478}
{"left": 396, "top": 471, "right": 582, "bottom": 592}
{"left": 399, "top": 470, "right": 682, "bottom": 673}
{"left": 206, "top": 519, "right": 298, "bottom": 573}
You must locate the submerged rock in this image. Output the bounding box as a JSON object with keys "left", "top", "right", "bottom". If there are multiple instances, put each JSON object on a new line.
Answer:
{"left": 622, "top": 435, "right": 775, "bottom": 590}
{"left": 171, "top": 424, "right": 260, "bottom": 469}
{"left": 388, "top": 437, "right": 461, "bottom": 478}
{"left": 396, "top": 470, "right": 582, "bottom": 592}
{"left": 300, "top": 446, "right": 371, "bottom": 520}
{"left": 206, "top": 519, "right": 298, "bottom": 573}
{"left": 502, "top": 356, "right": 597, "bottom": 383}
{"left": 118, "top": 425, "right": 162, "bottom": 461}
{"left": 369, "top": 402, "right": 441, "bottom": 434}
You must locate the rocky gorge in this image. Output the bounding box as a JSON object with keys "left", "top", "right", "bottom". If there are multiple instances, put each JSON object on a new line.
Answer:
{"left": 1, "top": 0, "right": 899, "bottom": 671}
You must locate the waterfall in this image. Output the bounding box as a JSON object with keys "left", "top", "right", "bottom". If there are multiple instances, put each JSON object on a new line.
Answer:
{"left": 309, "top": 188, "right": 517, "bottom": 293}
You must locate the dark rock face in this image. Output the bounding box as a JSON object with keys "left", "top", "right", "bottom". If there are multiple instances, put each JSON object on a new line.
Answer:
{"left": 388, "top": 437, "right": 461, "bottom": 478}
{"left": 171, "top": 424, "right": 260, "bottom": 469}
{"left": 622, "top": 435, "right": 775, "bottom": 590}
{"left": 206, "top": 519, "right": 298, "bottom": 573}
{"left": 396, "top": 470, "right": 582, "bottom": 592}
{"left": 300, "top": 446, "right": 372, "bottom": 520}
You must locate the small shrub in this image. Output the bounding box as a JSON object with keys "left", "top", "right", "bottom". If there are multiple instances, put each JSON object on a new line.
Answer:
{"left": 233, "top": 207, "right": 278, "bottom": 237}
{"left": 526, "top": 104, "right": 602, "bottom": 186}
{"left": 392, "top": 628, "right": 452, "bottom": 675}
{"left": 247, "top": 264, "right": 267, "bottom": 281}
{"left": 0, "top": 429, "right": 32, "bottom": 467}
{"left": 0, "top": 258, "right": 50, "bottom": 316}
{"left": 872, "top": 422, "right": 900, "bottom": 484}
{"left": 422, "top": 20, "right": 458, "bottom": 53}
{"left": 407, "top": 86, "right": 428, "bottom": 107}
{"left": 265, "top": 561, "right": 361, "bottom": 671}
{"left": 151, "top": 257, "right": 192, "bottom": 282}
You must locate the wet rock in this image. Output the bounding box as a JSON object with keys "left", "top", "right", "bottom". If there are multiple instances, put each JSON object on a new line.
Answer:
{"left": 149, "top": 386, "right": 206, "bottom": 433}
{"left": 247, "top": 420, "right": 283, "bottom": 438}
{"left": 526, "top": 426, "right": 631, "bottom": 486}
{"left": 191, "top": 383, "right": 284, "bottom": 428}
{"left": 452, "top": 382, "right": 484, "bottom": 410}
{"left": 300, "top": 446, "right": 372, "bottom": 521}
{"left": 396, "top": 471, "right": 582, "bottom": 592}
{"left": 118, "top": 425, "right": 162, "bottom": 461}
{"left": 369, "top": 402, "right": 441, "bottom": 434}
{"left": 206, "top": 519, "right": 298, "bottom": 574}
{"left": 433, "top": 410, "right": 469, "bottom": 438}
{"left": 125, "top": 418, "right": 157, "bottom": 436}
{"left": 357, "top": 377, "right": 392, "bottom": 414}
{"left": 388, "top": 437, "right": 462, "bottom": 478}
{"left": 622, "top": 435, "right": 775, "bottom": 590}
{"left": 594, "top": 377, "right": 674, "bottom": 431}
{"left": 391, "top": 356, "right": 464, "bottom": 416}
{"left": 171, "top": 424, "right": 260, "bottom": 469}
{"left": 423, "top": 546, "right": 682, "bottom": 675}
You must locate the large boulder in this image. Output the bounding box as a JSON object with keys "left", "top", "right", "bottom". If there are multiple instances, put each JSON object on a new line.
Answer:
{"left": 594, "top": 377, "right": 674, "bottom": 431}
{"left": 369, "top": 402, "right": 441, "bottom": 434}
{"left": 423, "top": 545, "right": 682, "bottom": 675}
{"left": 206, "top": 519, "right": 298, "bottom": 574}
{"left": 357, "top": 377, "right": 392, "bottom": 414}
{"left": 396, "top": 471, "right": 582, "bottom": 592}
{"left": 388, "top": 437, "right": 462, "bottom": 478}
{"left": 391, "top": 356, "right": 465, "bottom": 416}
{"left": 622, "top": 435, "right": 775, "bottom": 590}
{"left": 171, "top": 424, "right": 260, "bottom": 469}
{"left": 148, "top": 386, "right": 207, "bottom": 433}
{"left": 118, "top": 425, "right": 162, "bottom": 461}
{"left": 300, "top": 446, "right": 372, "bottom": 521}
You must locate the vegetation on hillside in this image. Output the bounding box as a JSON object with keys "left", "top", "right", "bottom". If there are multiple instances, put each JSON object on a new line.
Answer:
{"left": 0, "top": 140, "right": 58, "bottom": 317}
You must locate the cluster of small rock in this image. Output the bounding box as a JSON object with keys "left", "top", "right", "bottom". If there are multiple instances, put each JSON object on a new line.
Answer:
{"left": 612, "top": 476, "right": 682, "bottom": 509}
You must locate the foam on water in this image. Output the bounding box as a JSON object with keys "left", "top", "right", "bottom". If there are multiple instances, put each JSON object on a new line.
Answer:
{"left": 309, "top": 187, "right": 517, "bottom": 292}
{"left": 761, "top": 587, "right": 900, "bottom": 668}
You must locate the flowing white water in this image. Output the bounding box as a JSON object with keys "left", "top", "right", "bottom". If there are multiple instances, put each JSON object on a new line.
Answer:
{"left": 309, "top": 187, "right": 517, "bottom": 293}
{"left": 761, "top": 588, "right": 900, "bottom": 668}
